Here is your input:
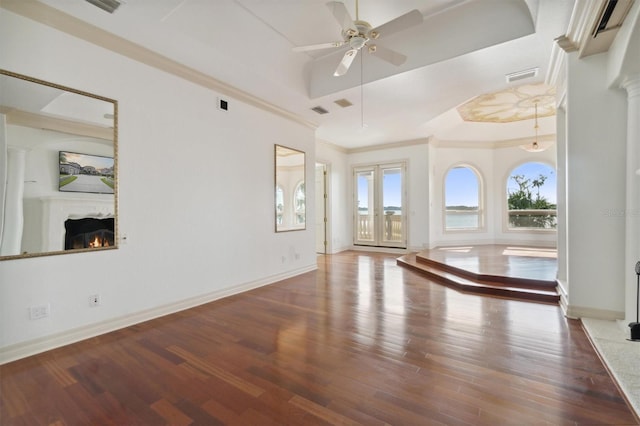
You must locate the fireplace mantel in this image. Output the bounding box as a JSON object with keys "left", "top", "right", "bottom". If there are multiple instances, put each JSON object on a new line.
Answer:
{"left": 22, "top": 196, "right": 114, "bottom": 253}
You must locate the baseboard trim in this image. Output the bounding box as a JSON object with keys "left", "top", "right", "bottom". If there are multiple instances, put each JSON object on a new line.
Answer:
{"left": 350, "top": 245, "right": 408, "bottom": 255}
{"left": 556, "top": 280, "right": 573, "bottom": 318}
{"left": 565, "top": 304, "right": 624, "bottom": 321}
{"left": 430, "top": 239, "right": 557, "bottom": 249}
{"left": 0, "top": 264, "right": 317, "bottom": 365}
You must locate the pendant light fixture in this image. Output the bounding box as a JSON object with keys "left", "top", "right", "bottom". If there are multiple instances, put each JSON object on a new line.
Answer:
{"left": 521, "top": 100, "right": 546, "bottom": 152}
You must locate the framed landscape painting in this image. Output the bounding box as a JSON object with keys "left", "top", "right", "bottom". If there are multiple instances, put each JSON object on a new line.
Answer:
{"left": 59, "top": 151, "right": 115, "bottom": 194}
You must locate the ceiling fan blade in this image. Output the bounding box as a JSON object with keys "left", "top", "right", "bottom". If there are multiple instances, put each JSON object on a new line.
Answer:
{"left": 326, "top": 1, "right": 357, "bottom": 34}
{"left": 372, "top": 9, "right": 423, "bottom": 38}
{"left": 368, "top": 44, "right": 407, "bottom": 66}
{"left": 333, "top": 49, "right": 358, "bottom": 77}
{"left": 293, "top": 41, "right": 345, "bottom": 52}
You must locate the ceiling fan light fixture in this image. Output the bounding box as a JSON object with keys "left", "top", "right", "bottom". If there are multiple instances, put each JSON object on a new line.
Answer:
{"left": 294, "top": 1, "right": 422, "bottom": 77}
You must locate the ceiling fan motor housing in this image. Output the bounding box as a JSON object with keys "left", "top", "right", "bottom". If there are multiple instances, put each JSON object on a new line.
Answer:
{"left": 345, "top": 20, "right": 373, "bottom": 50}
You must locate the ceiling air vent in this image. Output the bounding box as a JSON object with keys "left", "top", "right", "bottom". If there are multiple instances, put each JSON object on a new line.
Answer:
{"left": 311, "top": 106, "right": 329, "bottom": 115}
{"left": 505, "top": 67, "right": 539, "bottom": 83}
{"left": 334, "top": 98, "right": 353, "bottom": 108}
{"left": 85, "top": 0, "right": 122, "bottom": 14}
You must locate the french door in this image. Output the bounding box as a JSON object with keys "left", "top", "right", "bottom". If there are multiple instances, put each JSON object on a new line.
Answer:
{"left": 353, "top": 162, "right": 406, "bottom": 248}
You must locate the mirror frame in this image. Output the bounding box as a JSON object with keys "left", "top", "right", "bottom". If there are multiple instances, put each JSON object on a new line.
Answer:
{"left": 274, "top": 144, "right": 305, "bottom": 233}
{"left": 0, "top": 69, "right": 118, "bottom": 260}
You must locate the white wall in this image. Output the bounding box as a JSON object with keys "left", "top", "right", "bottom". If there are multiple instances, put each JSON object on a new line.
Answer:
{"left": 316, "top": 141, "right": 350, "bottom": 253}
{"left": 564, "top": 52, "right": 628, "bottom": 319}
{"left": 324, "top": 139, "right": 557, "bottom": 253}
{"left": 6, "top": 126, "right": 113, "bottom": 253}
{"left": 429, "top": 146, "right": 494, "bottom": 247}
{"left": 0, "top": 115, "right": 6, "bottom": 248}
{"left": 348, "top": 142, "right": 430, "bottom": 251}
{"left": 429, "top": 143, "right": 557, "bottom": 248}
{"left": 0, "top": 10, "right": 316, "bottom": 360}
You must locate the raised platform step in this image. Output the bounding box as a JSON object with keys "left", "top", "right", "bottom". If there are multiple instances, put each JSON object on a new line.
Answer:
{"left": 397, "top": 252, "right": 560, "bottom": 304}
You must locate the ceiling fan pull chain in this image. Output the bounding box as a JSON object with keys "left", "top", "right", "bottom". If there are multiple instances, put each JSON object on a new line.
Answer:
{"left": 361, "top": 52, "right": 364, "bottom": 128}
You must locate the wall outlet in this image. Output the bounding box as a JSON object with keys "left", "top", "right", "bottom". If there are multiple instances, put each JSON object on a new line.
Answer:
{"left": 29, "top": 303, "right": 50, "bottom": 320}
{"left": 89, "top": 294, "right": 100, "bottom": 307}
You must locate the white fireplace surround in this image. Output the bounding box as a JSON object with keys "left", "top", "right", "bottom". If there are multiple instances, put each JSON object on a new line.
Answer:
{"left": 32, "top": 196, "right": 114, "bottom": 253}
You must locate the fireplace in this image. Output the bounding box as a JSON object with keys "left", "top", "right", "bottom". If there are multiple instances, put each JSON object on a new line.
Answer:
{"left": 64, "top": 218, "right": 115, "bottom": 250}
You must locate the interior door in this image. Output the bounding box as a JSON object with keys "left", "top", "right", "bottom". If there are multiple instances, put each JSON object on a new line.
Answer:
{"left": 354, "top": 163, "right": 406, "bottom": 248}
{"left": 315, "top": 163, "right": 327, "bottom": 254}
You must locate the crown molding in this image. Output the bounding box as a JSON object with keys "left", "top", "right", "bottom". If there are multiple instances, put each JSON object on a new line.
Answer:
{"left": 546, "top": 41, "right": 568, "bottom": 106}
{"left": 430, "top": 134, "right": 556, "bottom": 149}
{"left": 346, "top": 137, "right": 429, "bottom": 154}
{"left": 564, "top": 0, "right": 600, "bottom": 52}
{"left": 1, "top": 107, "right": 113, "bottom": 140}
{"left": 316, "top": 139, "right": 348, "bottom": 154}
{"left": 0, "top": 0, "right": 318, "bottom": 131}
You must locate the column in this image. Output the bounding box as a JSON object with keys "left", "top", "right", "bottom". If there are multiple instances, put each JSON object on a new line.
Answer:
{"left": 0, "top": 147, "right": 27, "bottom": 256}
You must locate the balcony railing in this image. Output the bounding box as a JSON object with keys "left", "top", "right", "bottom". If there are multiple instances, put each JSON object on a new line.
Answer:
{"left": 508, "top": 209, "right": 557, "bottom": 229}
{"left": 357, "top": 213, "right": 402, "bottom": 241}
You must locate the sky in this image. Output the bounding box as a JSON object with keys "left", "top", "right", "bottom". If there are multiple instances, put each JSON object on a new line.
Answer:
{"left": 61, "top": 151, "right": 114, "bottom": 169}
{"left": 506, "top": 162, "right": 557, "bottom": 204}
{"left": 357, "top": 168, "right": 402, "bottom": 208}
{"left": 357, "top": 162, "right": 557, "bottom": 210}
{"left": 445, "top": 167, "right": 479, "bottom": 206}
{"left": 447, "top": 162, "right": 557, "bottom": 206}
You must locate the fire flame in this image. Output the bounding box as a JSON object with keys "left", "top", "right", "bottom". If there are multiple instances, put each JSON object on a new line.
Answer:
{"left": 90, "top": 236, "right": 101, "bottom": 248}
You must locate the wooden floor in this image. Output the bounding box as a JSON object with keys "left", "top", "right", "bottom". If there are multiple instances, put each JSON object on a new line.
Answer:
{"left": 397, "top": 245, "right": 560, "bottom": 303}
{"left": 413, "top": 245, "right": 558, "bottom": 282}
{"left": 1, "top": 251, "right": 637, "bottom": 425}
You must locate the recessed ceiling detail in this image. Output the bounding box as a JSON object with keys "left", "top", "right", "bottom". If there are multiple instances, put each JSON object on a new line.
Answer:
{"left": 308, "top": 0, "right": 536, "bottom": 98}
{"left": 457, "top": 83, "right": 556, "bottom": 123}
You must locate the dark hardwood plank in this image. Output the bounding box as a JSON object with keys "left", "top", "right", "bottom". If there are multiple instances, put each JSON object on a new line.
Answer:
{"left": 1, "top": 251, "right": 637, "bottom": 425}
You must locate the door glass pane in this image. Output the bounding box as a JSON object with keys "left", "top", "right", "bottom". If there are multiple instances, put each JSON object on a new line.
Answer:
{"left": 382, "top": 167, "right": 402, "bottom": 243}
{"left": 356, "top": 170, "right": 374, "bottom": 242}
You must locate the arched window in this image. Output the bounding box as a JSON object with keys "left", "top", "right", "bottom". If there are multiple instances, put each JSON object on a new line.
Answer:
{"left": 506, "top": 162, "right": 556, "bottom": 229}
{"left": 294, "top": 181, "right": 305, "bottom": 225}
{"left": 445, "top": 166, "right": 482, "bottom": 230}
{"left": 275, "top": 184, "right": 284, "bottom": 225}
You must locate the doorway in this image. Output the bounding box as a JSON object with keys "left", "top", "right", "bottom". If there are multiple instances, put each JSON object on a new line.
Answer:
{"left": 315, "top": 163, "right": 327, "bottom": 254}
{"left": 353, "top": 162, "right": 406, "bottom": 248}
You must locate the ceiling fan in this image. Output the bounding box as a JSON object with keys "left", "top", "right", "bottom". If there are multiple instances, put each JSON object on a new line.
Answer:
{"left": 293, "top": 1, "right": 423, "bottom": 77}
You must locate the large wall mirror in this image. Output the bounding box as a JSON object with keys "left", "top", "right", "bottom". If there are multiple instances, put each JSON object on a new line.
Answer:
{"left": 275, "top": 145, "right": 305, "bottom": 232}
{"left": 0, "top": 69, "right": 117, "bottom": 260}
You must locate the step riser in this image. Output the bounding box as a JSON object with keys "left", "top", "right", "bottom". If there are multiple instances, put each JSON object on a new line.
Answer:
{"left": 397, "top": 257, "right": 560, "bottom": 305}
{"left": 415, "top": 255, "right": 556, "bottom": 289}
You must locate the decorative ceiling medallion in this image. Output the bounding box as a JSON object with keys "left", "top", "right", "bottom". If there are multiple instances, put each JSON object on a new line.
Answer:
{"left": 457, "top": 83, "right": 556, "bottom": 123}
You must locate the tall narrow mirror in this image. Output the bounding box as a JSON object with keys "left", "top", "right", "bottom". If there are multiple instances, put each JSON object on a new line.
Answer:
{"left": 275, "top": 145, "right": 305, "bottom": 232}
{"left": 0, "top": 70, "right": 117, "bottom": 260}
